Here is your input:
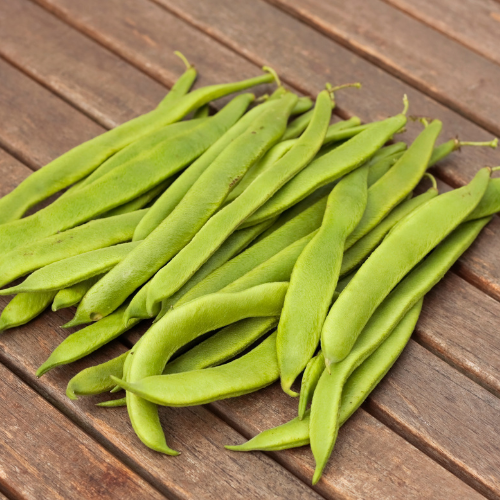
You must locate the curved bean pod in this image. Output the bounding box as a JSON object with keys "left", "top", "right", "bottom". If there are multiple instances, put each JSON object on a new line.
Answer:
{"left": 0, "top": 68, "right": 271, "bottom": 224}
{"left": 292, "top": 97, "right": 314, "bottom": 115}
{"left": 227, "top": 300, "right": 422, "bottom": 454}
{"left": 133, "top": 98, "right": 281, "bottom": 241}
{"left": 0, "top": 210, "right": 146, "bottom": 289}
{"left": 127, "top": 219, "right": 275, "bottom": 322}
{"left": 146, "top": 90, "right": 332, "bottom": 312}
{"left": 345, "top": 120, "right": 442, "bottom": 248}
{"left": 298, "top": 351, "right": 324, "bottom": 420}
{"left": 241, "top": 108, "right": 408, "bottom": 227}
{"left": 66, "top": 351, "right": 128, "bottom": 400}
{"left": 114, "top": 331, "right": 280, "bottom": 407}
{"left": 0, "top": 291, "right": 56, "bottom": 332}
{"left": 68, "top": 94, "right": 296, "bottom": 326}
{"left": 37, "top": 304, "right": 140, "bottom": 377}
{"left": 126, "top": 282, "right": 288, "bottom": 454}
{"left": 340, "top": 186, "right": 439, "bottom": 277}
{"left": 1, "top": 242, "right": 140, "bottom": 295}
{"left": 52, "top": 275, "right": 103, "bottom": 312}
{"left": 311, "top": 300, "right": 422, "bottom": 483}
{"left": 278, "top": 165, "right": 369, "bottom": 395}
{"left": 467, "top": 177, "right": 500, "bottom": 220}
{"left": 0, "top": 96, "right": 252, "bottom": 255}
{"left": 322, "top": 168, "right": 491, "bottom": 366}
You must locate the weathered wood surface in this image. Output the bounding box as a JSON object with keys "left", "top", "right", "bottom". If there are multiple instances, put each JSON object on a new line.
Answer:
{"left": 0, "top": 0, "right": 499, "bottom": 498}
{"left": 0, "top": 362, "right": 165, "bottom": 500}
{"left": 385, "top": 0, "right": 500, "bottom": 67}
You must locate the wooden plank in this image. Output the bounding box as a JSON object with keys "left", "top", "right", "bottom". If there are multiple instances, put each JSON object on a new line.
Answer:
{"left": 33, "top": 0, "right": 274, "bottom": 90}
{"left": 0, "top": 57, "right": 103, "bottom": 170}
{"left": 0, "top": 149, "right": 31, "bottom": 197}
{"left": 211, "top": 384, "right": 484, "bottom": 499}
{"left": 385, "top": 0, "right": 500, "bottom": 68}
{"left": 266, "top": 0, "right": 500, "bottom": 136}
{"left": 417, "top": 272, "right": 500, "bottom": 397}
{"left": 367, "top": 340, "right": 500, "bottom": 499}
{"left": 0, "top": 297, "right": 322, "bottom": 499}
{"left": 0, "top": 363, "right": 166, "bottom": 500}
{"left": 0, "top": 0, "right": 167, "bottom": 129}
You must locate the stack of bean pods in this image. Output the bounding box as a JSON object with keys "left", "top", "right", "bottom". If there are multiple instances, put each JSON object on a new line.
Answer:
{"left": 0, "top": 52, "right": 499, "bottom": 484}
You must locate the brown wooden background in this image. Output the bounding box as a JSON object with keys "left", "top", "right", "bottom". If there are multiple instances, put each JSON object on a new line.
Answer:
{"left": 0, "top": 1, "right": 499, "bottom": 498}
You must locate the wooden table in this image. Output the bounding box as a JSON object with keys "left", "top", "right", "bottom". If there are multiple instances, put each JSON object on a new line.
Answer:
{"left": 0, "top": 0, "right": 499, "bottom": 498}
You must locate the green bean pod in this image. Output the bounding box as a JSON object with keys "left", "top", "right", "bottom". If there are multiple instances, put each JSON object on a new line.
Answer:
{"left": 227, "top": 300, "right": 422, "bottom": 454}
{"left": 52, "top": 275, "right": 103, "bottom": 312}
{"left": 312, "top": 214, "right": 491, "bottom": 481}
{"left": 0, "top": 210, "right": 146, "bottom": 289}
{"left": 322, "top": 167, "right": 491, "bottom": 366}
{"left": 298, "top": 351, "right": 325, "bottom": 419}
{"left": 156, "top": 52, "right": 197, "bottom": 110}
{"left": 278, "top": 165, "right": 369, "bottom": 396}
{"left": 66, "top": 351, "right": 129, "bottom": 400}
{"left": 292, "top": 97, "right": 314, "bottom": 115}
{"left": 127, "top": 219, "right": 275, "bottom": 322}
{"left": 0, "top": 96, "right": 252, "bottom": 255}
{"left": 1, "top": 242, "right": 140, "bottom": 295}
{"left": 340, "top": 186, "right": 439, "bottom": 277}
{"left": 467, "top": 177, "right": 500, "bottom": 220}
{"left": 193, "top": 104, "right": 210, "bottom": 119}
{"left": 0, "top": 69, "right": 271, "bottom": 224}
{"left": 165, "top": 196, "right": 328, "bottom": 314}
{"left": 37, "top": 304, "right": 140, "bottom": 377}
{"left": 133, "top": 98, "right": 282, "bottom": 241}
{"left": 100, "top": 178, "right": 174, "bottom": 218}
{"left": 241, "top": 109, "right": 408, "bottom": 227}
{"left": 114, "top": 330, "right": 280, "bottom": 407}
{"left": 67, "top": 94, "right": 297, "bottom": 327}
{"left": 126, "top": 282, "right": 288, "bottom": 455}
{"left": 146, "top": 91, "right": 332, "bottom": 312}
{"left": 0, "top": 291, "right": 56, "bottom": 332}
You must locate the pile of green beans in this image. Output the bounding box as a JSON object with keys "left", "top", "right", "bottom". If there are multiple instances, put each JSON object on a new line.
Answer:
{"left": 0, "top": 56, "right": 499, "bottom": 484}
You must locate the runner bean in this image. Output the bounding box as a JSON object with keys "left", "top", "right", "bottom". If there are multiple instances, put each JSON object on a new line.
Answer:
{"left": 0, "top": 292, "right": 56, "bottom": 332}
{"left": 322, "top": 168, "right": 491, "bottom": 366}
{"left": 68, "top": 94, "right": 297, "bottom": 326}
{"left": 52, "top": 275, "right": 103, "bottom": 312}
{"left": 0, "top": 210, "right": 146, "bottom": 289}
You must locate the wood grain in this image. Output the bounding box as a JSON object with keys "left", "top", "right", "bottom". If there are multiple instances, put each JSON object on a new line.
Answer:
{"left": 267, "top": 0, "right": 500, "bottom": 136}
{"left": 0, "top": 58, "right": 102, "bottom": 170}
{"left": 211, "top": 384, "right": 484, "bottom": 499}
{"left": 0, "top": 0, "right": 166, "bottom": 129}
{"left": 367, "top": 340, "right": 500, "bottom": 499}
{"left": 417, "top": 272, "right": 500, "bottom": 397}
{"left": 385, "top": 0, "right": 500, "bottom": 68}
{"left": 0, "top": 297, "right": 322, "bottom": 499}
{"left": 0, "top": 149, "right": 31, "bottom": 197}
{"left": 0, "top": 363, "right": 166, "bottom": 500}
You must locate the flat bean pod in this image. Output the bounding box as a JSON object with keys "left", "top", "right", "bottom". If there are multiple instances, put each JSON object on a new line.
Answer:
{"left": 52, "top": 275, "right": 103, "bottom": 312}
{"left": 133, "top": 98, "right": 282, "bottom": 241}
{"left": 37, "top": 304, "right": 140, "bottom": 377}
{"left": 227, "top": 300, "right": 422, "bottom": 454}
{"left": 0, "top": 210, "right": 146, "bottom": 289}
{"left": 0, "top": 67, "right": 271, "bottom": 224}
{"left": 322, "top": 168, "right": 491, "bottom": 366}
{"left": 1, "top": 242, "right": 140, "bottom": 295}
{"left": 312, "top": 214, "right": 491, "bottom": 481}
{"left": 114, "top": 331, "right": 280, "bottom": 407}
{"left": 164, "top": 317, "right": 278, "bottom": 374}
{"left": 0, "top": 291, "right": 56, "bottom": 332}
{"left": 66, "top": 351, "right": 129, "bottom": 400}
{"left": 146, "top": 90, "right": 332, "bottom": 312}
{"left": 278, "top": 165, "right": 369, "bottom": 396}
{"left": 344, "top": 120, "right": 442, "bottom": 248}
{"left": 298, "top": 351, "right": 325, "bottom": 419}
{"left": 68, "top": 94, "right": 296, "bottom": 326}
{"left": 241, "top": 107, "right": 408, "bottom": 227}
{"left": 0, "top": 96, "right": 252, "bottom": 255}
{"left": 340, "top": 185, "right": 439, "bottom": 277}
{"left": 166, "top": 196, "right": 328, "bottom": 314}
{"left": 126, "top": 282, "right": 288, "bottom": 454}
{"left": 127, "top": 219, "right": 275, "bottom": 322}
{"left": 467, "top": 177, "right": 500, "bottom": 220}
